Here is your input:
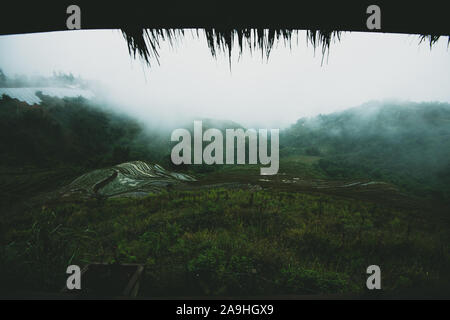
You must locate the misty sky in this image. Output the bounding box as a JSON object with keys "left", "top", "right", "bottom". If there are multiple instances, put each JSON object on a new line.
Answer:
{"left": 0, "top": 30, "right": 449, "bottom": 128}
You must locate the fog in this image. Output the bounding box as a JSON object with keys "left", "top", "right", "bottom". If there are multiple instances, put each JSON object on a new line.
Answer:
{"left": 0, "top": 29, "right": 449, "bottom": 128}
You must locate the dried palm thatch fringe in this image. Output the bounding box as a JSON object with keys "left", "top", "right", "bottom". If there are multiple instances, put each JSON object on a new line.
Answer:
{"left": 121, "top": 28, "right": 342, "bottom": 67}
{"left": 122, "top": 28, "right": 185, "bottom": 67}
{"left": 419, "top": 34, "right": 450, "bottom": 48}
{"left": 121, "top": 28, "right": 448, "bottom": 67}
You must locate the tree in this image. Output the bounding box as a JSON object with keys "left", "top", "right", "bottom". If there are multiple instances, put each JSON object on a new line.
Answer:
{"left": 0, "top": 69, "right": 7, "bottom": 87}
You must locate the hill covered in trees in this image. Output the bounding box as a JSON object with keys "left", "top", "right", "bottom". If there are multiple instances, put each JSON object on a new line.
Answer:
{"left": 0, "top": 93, "right": 169, "bottom": 168}
{"left": 281, "top": 101, "right": 450, "bottom": 201}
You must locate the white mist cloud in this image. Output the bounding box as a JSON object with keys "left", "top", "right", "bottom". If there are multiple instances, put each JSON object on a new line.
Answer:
{"left": 0, "top": 29, "right": 449, "bottom": 128}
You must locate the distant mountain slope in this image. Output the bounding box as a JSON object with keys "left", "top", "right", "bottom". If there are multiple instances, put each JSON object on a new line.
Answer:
{"left": 281, "top": 101, "right": 450, "bottom": 200}
{"left": 0, "top": 93, "right": 168, "bottom": 168}
{"left": 0, "top": 87, "right": 94, "bottom": 104}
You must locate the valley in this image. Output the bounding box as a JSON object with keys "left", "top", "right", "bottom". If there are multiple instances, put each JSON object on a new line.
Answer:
{"left": 1, "top": 93, "right": 450, "bottom": 298}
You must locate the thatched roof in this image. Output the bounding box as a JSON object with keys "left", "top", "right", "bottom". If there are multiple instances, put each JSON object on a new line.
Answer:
{"left": 1, "top": 1, "right": 449, "bottom": 67}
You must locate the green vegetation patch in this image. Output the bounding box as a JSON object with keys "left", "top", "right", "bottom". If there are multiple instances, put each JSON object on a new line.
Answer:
{"left": 1, "top": 188, "right": 449, "bottom": 297}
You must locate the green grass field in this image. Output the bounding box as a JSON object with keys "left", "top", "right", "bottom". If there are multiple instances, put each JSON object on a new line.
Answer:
{"left": 1, "top": 162, "right": 449, "bottom": 297}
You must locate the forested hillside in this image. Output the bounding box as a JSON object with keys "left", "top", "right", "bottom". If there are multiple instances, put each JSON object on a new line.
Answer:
{"left": 281, "top": 101, "right": 450, "bottom": 201}
{"left": 0, "top": 94, "right": 169, "bottom": 168}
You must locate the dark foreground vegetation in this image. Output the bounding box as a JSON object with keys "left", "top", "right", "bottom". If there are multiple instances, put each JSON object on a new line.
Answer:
{"left": 2, "top": 188, "right": 449, "bottom": 297}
